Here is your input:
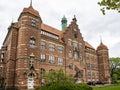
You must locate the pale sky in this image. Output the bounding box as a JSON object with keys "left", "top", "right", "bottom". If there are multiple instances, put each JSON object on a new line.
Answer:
{"left": 0, "top": 0, "right": 120, "bottom": 57}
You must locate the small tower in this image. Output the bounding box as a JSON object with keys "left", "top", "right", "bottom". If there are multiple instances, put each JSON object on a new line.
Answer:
{"left": 97, "top": 41, "right": 111, "bottom": 84}
{"left": 61, "top": 16, "right": 67, "bottom": 31}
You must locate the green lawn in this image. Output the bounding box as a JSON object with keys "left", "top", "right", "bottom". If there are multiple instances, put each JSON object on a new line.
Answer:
{"left": 93, "top": 85, "right": 120, "bottom": 90}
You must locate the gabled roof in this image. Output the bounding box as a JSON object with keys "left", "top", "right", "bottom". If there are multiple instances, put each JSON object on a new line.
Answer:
{"left": 85, "top": 41, "right": 95, "bottom": 49}
{"left": 41, "top": 23, "right": 62, "bottom": 36}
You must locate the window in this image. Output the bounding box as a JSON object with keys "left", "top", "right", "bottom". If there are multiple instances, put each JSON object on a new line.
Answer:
{"left": 68, "top": 40, "right": 72, "bottom": 46}
{"left": 29, "top": 56, "right": 34, "bottom": 68}
{"left": 74, "top": 52, "right": 78, "bottom": 60}
{"left": 30, "top": 38, "right": 35, "bottom": 48}
{"left": 49, "top": 43, "right": 55, "bottom": 51}
{"left": 58, "top": 46, "right": 63, "bottom": 53}
{"left": 40, "top": 54, "right": 46, "bottom": 63}
{"left": 96, "top": 73, "right": 99, "bottom": 79}
{"left": 1, "top": 53, "right": 4, "bottom": 58}
{"left": 73, "top": 42, "right": 78, "bottom": 48}
{"left": 0, "top": 53, "right": 4, "bottom": 63}
{"left": 79, "top": 43, "right": 82, "bottom": 48}
{"left": 41, "top": 54, "right": 45, "bottom": 59}
{"left": 49, "top": 56, "right": 55, "bottom": 64}
{"left": 69, "top": 51, "right": 72, "bottom": 58}
{"left": 41, "top": 30, "right": 59, "bottom": 39}
{"left": 87, "top": 63, "right": 90, "bottom": 70}
{"left": 87, "top": 72, "right": 91, "bottom": 77}
{"left": 31, "top": 19, "right": 36, "bottom": 26}
{"left": 58, "top": 58, "right": 63, "bottom": 65}
{"left": 41, "top": 41, "right": 46, "bottom": 49}
{"left": 80, "top": 54, "right": 82, "bottom": 60}
{"left": 91, "top": 64, "right": 94, "bottom": 70}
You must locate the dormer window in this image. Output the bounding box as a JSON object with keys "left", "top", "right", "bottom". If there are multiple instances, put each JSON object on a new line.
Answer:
{"left": 30, "top": 37, "right": 35, "bottom": 48}
{"left": 31, "top": 19, "right": 36, "bottom": 27}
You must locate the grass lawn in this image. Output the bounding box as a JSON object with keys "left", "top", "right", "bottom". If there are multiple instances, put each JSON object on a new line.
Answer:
{"left": 93, "top": 85, "right": 120, "bottom": 90}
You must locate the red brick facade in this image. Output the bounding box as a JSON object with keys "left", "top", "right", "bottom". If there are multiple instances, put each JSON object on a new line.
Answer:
{"left": 0, "top": 5, "right": 111, "bottom": 89}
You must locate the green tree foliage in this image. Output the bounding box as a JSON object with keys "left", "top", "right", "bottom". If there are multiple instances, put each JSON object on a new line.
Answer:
{"left": 43, "top": 69, "right": 73, "bottom": 84}
{"left": 98, "top": 0, "right": 120, "bottom": 15}
{"left": 109, "top": 57, "right": 120, "bottom": 83}
{"left": 36, "top": 69, "right": 92, "bottom": 90}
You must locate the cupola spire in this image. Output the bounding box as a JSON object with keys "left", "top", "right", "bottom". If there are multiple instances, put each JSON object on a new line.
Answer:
{"left": 100, "top": 35, "right": 102, "bottom": 44}
{"left": 30, "top": 0, "right": 32, "bottom": 7}
{"left": 61, "top": 15, "right": 67, "bottom": 31}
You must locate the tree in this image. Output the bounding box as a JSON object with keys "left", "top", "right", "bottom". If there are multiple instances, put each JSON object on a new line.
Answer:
{"left": 42, "top": 69, "right": 73, "bottom": 85}
{"left": 109, "top": 57, "right": 120, "bottom": 83}
{"left": 36, "top": 69, "right": 92, "bottom": 90}
{"left": 98, "top": 0, "right": 120, "bottom": 15}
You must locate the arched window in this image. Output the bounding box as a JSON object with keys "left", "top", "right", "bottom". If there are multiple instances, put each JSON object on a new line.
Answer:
{"left": 30, "top": 37, "right": 35, "bottom": 48}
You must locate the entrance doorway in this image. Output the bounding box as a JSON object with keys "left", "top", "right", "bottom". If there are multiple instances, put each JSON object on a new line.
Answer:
{"left": 28, "top": 77, "right": 34, "bottom": 89}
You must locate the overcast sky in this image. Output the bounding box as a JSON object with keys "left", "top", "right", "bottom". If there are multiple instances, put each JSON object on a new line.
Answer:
{"left": 0, "top": 0, "right": 120, "bottom": 57}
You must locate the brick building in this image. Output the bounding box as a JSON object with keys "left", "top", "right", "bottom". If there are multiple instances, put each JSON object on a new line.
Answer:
{"left": 0, "top": 3, "right": 111, "bottom": 90}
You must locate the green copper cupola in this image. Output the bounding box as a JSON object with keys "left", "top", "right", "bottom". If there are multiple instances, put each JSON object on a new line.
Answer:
{"left": 61, "top": 16, "right": 67, "bottom": 31}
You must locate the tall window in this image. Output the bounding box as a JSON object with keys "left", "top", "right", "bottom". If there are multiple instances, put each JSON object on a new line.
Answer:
{"left": 73, "top": 42, "right": 78, "bottom": 48}
{"left": 74, "top": 52, "right": 78, "bottom": 60}
{"left": 1, "top": 53, "right": 4, "bottom": 58}
{"left": 40, "top": 54, "right": 46, "bottom": 63}
{"left": 87, "top": 72, "right": 91, "bottom": 78}
{"left": 49, "top": 56, "right": 55, "bottom": 64}
{"left": 30, "top": 37, "right": 35, "bottom": 48}
{"left": 41, "top": 41, "right": 46, "bottom": 49}
{"left": 80, "top": 54, "right": 82, "bottom": 60}
{"left": 87, "top": 63, "right": 90, "bottom": 70}
{"left": 58, "top": 46, "right": 63, "bottom": 53}
{"left": 31, "top": 19, "right": 36, "bottom": 27}
{"left": 0, "top": 53, "right": 4, "bottom": 63}
{"left": 29, "top": 56, "right": 34, "bottom": 69}
{"left": 58, "top": 58, "right": 63, "bottom": 65}
{"left": 49, "top": 43, "right": 55, "bottom": 51}
{"left": 79, "top": 43, "right": 82, "bottom": 48}
{"left": 68, "top": 40, "right": 72, "bottom": 46}
{"left": 69, "top": 51, "right": 72, "bottom": 58}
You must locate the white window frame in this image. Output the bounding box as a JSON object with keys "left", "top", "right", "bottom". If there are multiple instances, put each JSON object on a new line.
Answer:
{"left": 58, "top": 57, "right": 63, "bottom": 65}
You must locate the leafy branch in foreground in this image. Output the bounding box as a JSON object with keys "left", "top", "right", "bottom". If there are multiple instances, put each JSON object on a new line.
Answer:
{"left": 98, "top": 0, "right": 120, "bottom": 15}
